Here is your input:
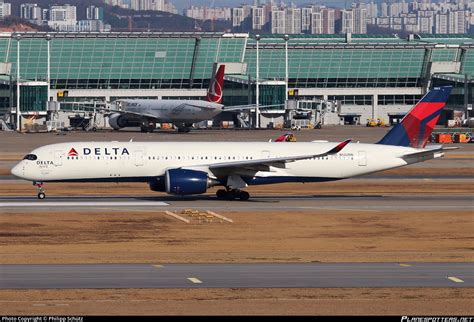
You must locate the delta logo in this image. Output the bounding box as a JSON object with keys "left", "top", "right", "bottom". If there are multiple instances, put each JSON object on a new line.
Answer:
{"left": 68, "top": 148, "right": 78, "bottom": 157}
{"left": 67, "top": 147, "right": 130, "bottom": 156}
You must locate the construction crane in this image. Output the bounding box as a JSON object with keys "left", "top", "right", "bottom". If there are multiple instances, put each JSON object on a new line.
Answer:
{"left": 210, "top": 0, "right": 216, "bottom": 32}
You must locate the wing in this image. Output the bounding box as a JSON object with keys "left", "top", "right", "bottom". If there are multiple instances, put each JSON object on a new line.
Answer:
{"left": 113, "top": 110, "right": 159, "bottom": 120}
{"left": 181, "top": 140, "right": 351, "bottom": 176}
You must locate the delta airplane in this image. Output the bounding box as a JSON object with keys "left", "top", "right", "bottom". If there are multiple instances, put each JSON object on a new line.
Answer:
{"left": 12, "top": 86, "right": 454, "bottom": 201}
{"left": 108, "top": 65, "right": 226, "bottom": 133}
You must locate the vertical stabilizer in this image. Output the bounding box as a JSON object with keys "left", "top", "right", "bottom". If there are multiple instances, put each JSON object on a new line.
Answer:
{"left": 377, "top": 86, "right": 452, "bottom": 148}
{"left": 206, "top": 65, "right": 225, "bottom": 103}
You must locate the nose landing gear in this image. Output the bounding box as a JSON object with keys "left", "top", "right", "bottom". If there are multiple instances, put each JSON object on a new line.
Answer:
{"left": 34, "top": 182, "right": 46, "bottom": 199}
{"left": 216, "top": 189, "right": 250, "bottom": 201}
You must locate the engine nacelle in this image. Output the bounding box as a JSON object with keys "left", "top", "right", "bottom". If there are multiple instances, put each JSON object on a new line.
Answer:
{"left": 108, "top": 113, "right": 142, "bottom": 130}
{"left": 108, "top": 113, "right": 127, "bottom": 130}
{"left": 149, "top": 178, "right": 166, "bottom": 192}
{"left": 165, "top": 169, "right": 210, "bottom": 195}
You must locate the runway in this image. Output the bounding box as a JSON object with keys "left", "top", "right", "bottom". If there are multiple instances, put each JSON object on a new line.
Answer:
{"left": 0, "top": 200, "right": 169, "bottom": 207}
{"left": 0, "top": 193, "right": 471, "bottom": 212}
{"left": 0, "top": 263, "right": 472, "bottom": 289}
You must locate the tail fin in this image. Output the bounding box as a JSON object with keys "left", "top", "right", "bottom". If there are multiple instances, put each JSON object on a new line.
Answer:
{"left": 377, "top": 86, "right": 452, "bottom": 148}
{"left": 206, "top": 65, "right": 225, "bottom": 103}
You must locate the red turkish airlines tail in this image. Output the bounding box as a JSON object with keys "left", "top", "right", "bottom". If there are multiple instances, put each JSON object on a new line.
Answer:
{"left": 206, "top": 65, "right": 225, "bottom": 103}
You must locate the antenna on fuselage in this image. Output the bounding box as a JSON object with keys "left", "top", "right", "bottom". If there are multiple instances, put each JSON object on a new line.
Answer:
{"left": 129, "top": 138, "right": 134, "bottom": 142}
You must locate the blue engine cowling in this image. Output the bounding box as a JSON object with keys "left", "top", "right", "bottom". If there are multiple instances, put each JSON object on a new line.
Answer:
{"left": 165, "top": 169, "right": 209, "bottom": 195}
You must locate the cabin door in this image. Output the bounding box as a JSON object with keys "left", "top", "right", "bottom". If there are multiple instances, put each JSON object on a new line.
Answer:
{"left": 134, "top": 149, "right": 145, "bottom": 166}
{"left": 358, "top": 151, "right": 367, "bottom": 166}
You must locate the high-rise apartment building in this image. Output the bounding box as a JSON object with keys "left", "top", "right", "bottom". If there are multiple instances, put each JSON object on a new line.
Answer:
{"left": 271, "top": 8, "right": 285, "bottom": 34}
{"left": 0, "top": 1, "right": 11, "bottom": 20}
{"left": 21, "top": 3, "right": 42, "bottom": 21}
{"left": 342, "top": 7, "right": 366, "bottom": 34}
{"left": 285, "top": 7, "right": 301, "bottom": 34}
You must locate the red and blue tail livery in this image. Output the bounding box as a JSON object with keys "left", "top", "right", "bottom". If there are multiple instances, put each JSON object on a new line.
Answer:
{"left": 377, "top": 86, "right": 452, "bottom": 148}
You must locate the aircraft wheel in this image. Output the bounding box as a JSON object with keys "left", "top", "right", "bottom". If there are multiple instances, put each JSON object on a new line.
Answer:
{"left": 238, "top": 191, "right": 250, "bottom": 201}
{"left": 224, "top": 190, "right": 239, "bottom": 200}
{"left": 37, "top": 192, "right": 46, "bottom": 200}
{"left": 216, "top": 189, "right": 227, "bottom": 199}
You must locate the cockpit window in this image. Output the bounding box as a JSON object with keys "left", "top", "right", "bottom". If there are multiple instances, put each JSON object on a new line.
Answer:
{"left": 23, "top": 154, "right": 37, "bottom": 161}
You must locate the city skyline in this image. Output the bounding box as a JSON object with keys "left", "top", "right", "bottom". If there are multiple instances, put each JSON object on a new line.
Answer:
{"left": 122, "top": 0, "right": 350, "bottom": 11}
{"left": 137, "top": 0, "right": 462, "bottom": 12}
{"left": 0, "top": 0, "right": 471, "bottom": 35}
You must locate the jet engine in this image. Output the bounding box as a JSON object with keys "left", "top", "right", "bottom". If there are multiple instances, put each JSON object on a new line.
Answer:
{"left": 164, "top": 169, "right": 214, "bottom": 195}
{"left": 149, "top": 177, "right": 166, "bottom": 192}
{"left": 108, "top": 113, "right": 128, "bottom": 130}
{"left": 108, "top": 113, "right": 143, "bottom": 130}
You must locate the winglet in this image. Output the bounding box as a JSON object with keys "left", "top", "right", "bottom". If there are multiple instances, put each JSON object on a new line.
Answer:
{"left": 327, "top": 139, "right": 351, "bottom": 154}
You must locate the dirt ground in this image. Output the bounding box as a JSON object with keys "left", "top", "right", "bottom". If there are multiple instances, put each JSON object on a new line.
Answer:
{"left": 0, "top": 288, "right": 473, "bottom": 315}
{"left": 1, "top": 209, "right": 472, "bottom": 264}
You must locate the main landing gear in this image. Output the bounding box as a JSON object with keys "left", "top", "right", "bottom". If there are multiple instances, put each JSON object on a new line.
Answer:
{"left": 140, "top": 121, "right": 156, "bottom": 133}
{"left": 176, "top": 123, "right": 193, "bottom": 133}
{"left": 177, "top": 127, "right": 191, "bottom": 133}
{"left": 34, "top": 182, "right": 46, "bottom": 200}
{"left": 216, "top": 189, "right": 250, "bottom": 201}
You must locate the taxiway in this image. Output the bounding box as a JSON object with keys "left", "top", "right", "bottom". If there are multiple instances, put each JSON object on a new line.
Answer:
{"left": 1, "top": 263, "right": 472, "bottom": 289}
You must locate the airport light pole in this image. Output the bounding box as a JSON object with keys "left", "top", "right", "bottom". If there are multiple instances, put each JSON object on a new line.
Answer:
{"left": 14, "top": 33, "right": 21, "bottom": 132}
{"left": 284, "top": 34, "right": 289, "bottom": 102}
{"left": 255, "top": 34, "right": 260, "bottom": 128}
{"left": 45, "top": 33, "right": 52, "bottom": 103}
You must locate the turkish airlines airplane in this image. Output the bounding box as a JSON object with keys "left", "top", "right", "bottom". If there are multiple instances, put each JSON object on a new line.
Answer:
{"left": 12, "top": 86, "right": 454, "bottom": 201}
{"left": 108, "top": 65, "right": 226, "bottom": 133}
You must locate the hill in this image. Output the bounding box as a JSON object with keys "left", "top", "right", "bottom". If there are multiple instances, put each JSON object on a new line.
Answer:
{"left": 6, "top": 0, "right": 231, "bottom": 32}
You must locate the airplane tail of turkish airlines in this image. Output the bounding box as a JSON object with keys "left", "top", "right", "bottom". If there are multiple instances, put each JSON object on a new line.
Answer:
{"left": 206, "top": 65, "right": 225, "bottom": 103}
{"left": 377, "top": 86, "right": 453, "bottom": 149}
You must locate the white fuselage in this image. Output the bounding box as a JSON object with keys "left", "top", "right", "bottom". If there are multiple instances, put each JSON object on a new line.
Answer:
{"left": 12, "top": 141, "right": 416, "bottom": 184}
{"left": 117, "top": 99, "right": 224, "bottom": 123}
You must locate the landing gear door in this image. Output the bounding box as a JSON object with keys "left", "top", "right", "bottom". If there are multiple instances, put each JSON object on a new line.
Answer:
{"left": 54, "top": 150, "right": 63, "bottom": 166}
{"left": 358, "top": 151, "right": 367, "bottom": 166}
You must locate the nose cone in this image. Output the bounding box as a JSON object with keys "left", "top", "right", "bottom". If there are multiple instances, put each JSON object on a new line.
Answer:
{"left": 11, "top": 163, "right": 23, "bottom": 178}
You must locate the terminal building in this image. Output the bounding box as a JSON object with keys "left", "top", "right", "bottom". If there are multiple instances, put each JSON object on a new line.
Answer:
{"left": 0, "top": 32, "right": 472, "bottom": 129}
